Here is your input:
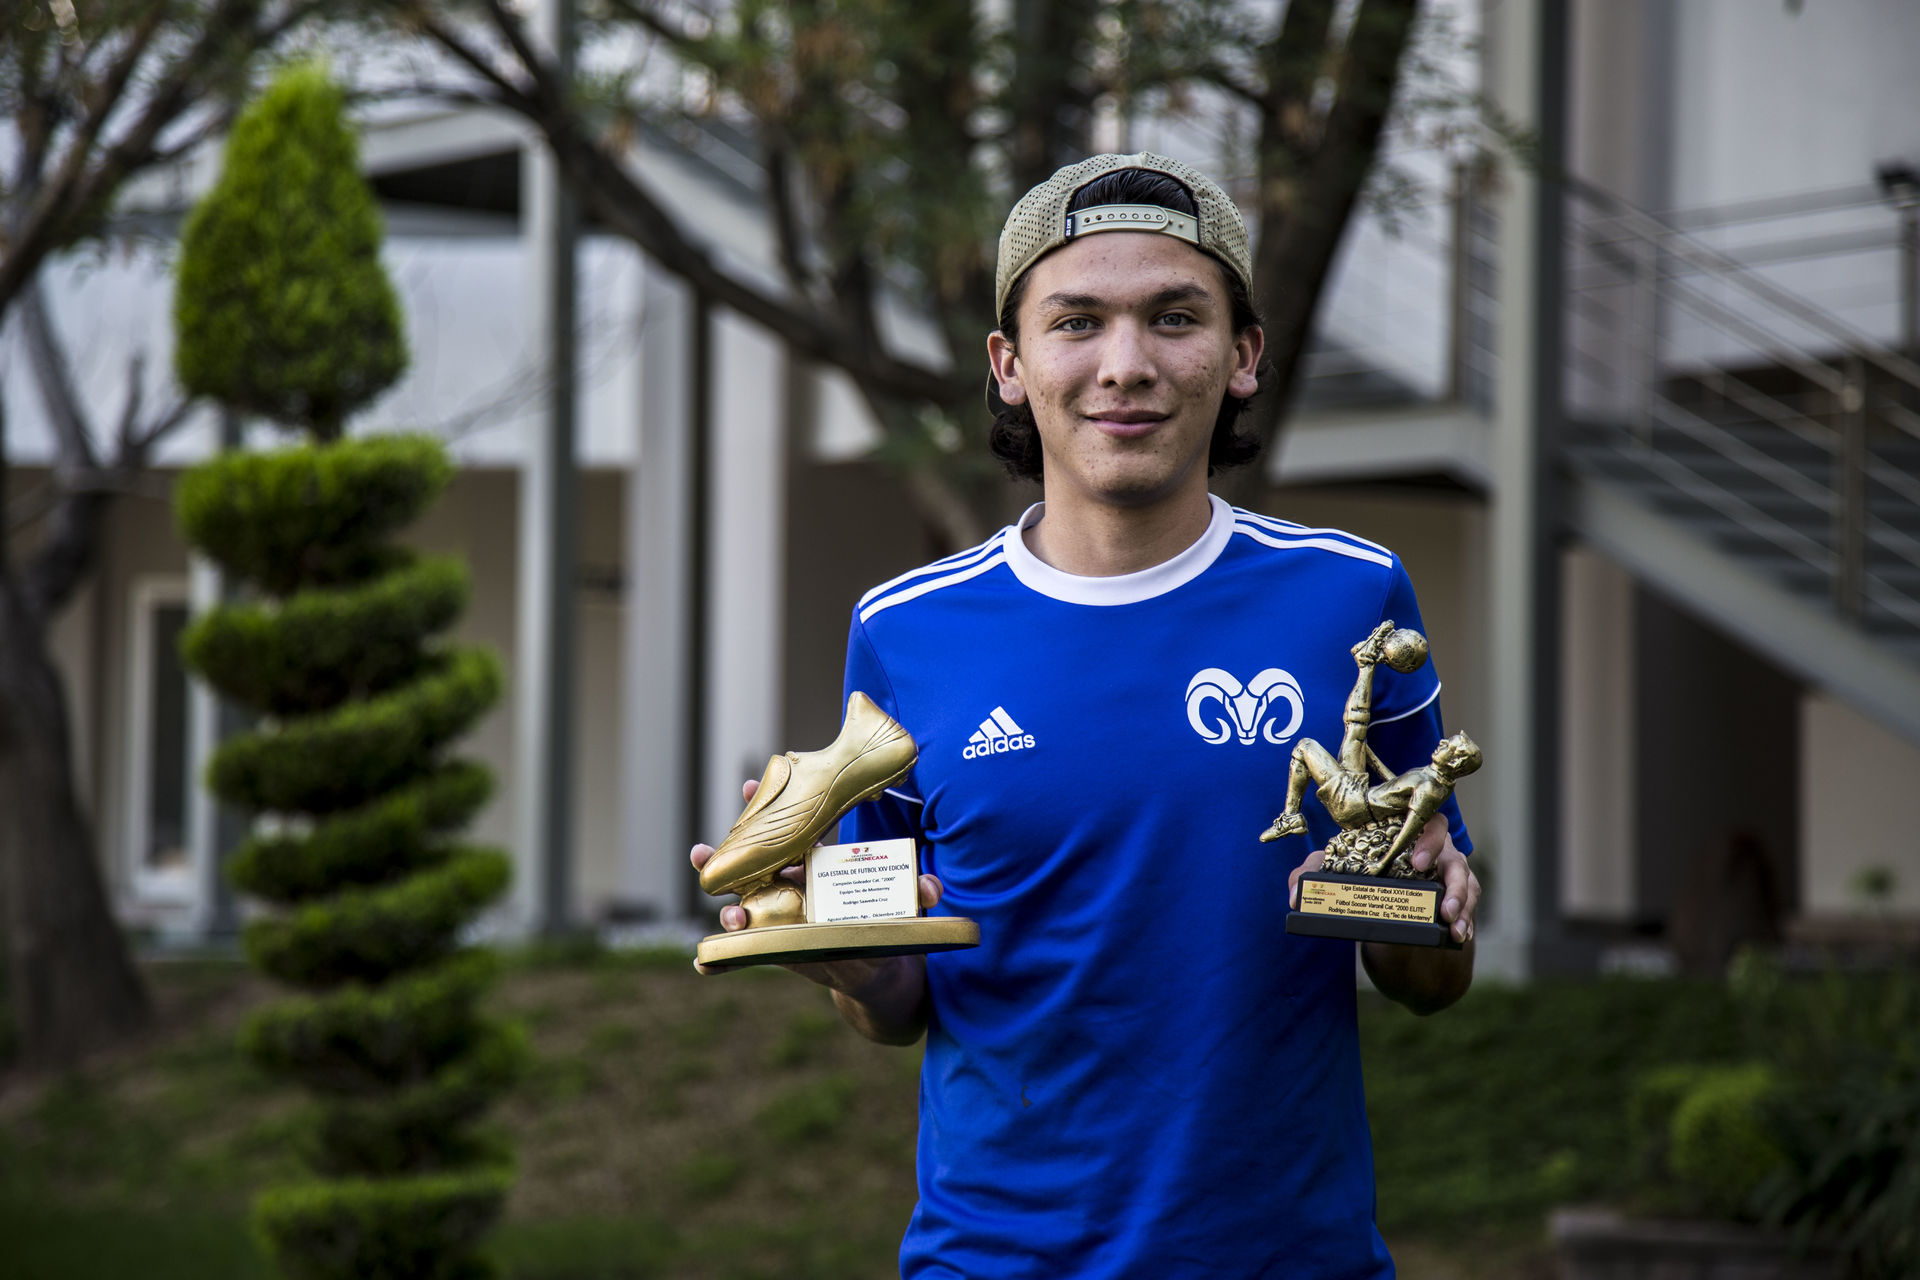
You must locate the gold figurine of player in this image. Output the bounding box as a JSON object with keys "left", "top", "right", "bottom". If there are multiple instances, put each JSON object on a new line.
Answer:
{"left": 1265, "top": 622, "right": 1482, "bottom": 947}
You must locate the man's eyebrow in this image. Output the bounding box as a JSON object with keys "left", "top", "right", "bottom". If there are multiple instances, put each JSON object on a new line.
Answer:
{"left": 1033, "top": 283, "right": 1217, "bottom": 313}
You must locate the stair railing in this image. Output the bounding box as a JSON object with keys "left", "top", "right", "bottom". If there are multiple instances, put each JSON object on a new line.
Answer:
{"left": 1563, "top": 176, "right": 1920, "bottom": 634}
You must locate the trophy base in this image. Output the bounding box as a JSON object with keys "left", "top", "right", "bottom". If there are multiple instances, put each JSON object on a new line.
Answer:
{"left": 696, "top": 915, "right": 980, "bottom": 970}
{"left": 1285, "top": 871, "right": 1463, "bottom": 950}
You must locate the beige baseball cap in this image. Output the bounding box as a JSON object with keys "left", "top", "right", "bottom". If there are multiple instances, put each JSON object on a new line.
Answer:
{"left": 993, "top": 151, "right": 1255, "bottom": 325}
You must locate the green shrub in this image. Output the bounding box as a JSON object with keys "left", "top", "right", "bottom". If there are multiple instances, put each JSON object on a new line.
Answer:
{"left": 1667, "top": 1064, "right": 1783, "bottom": 1217}
{"left": 173, "top": 62, "right": 514, "bottom": 1280}
{"left": 1739, "top": 956, "right": 1920, "bottom": 1280}
{"left": 1627, "top": 1062, "right": 1713, "bottom": 1180}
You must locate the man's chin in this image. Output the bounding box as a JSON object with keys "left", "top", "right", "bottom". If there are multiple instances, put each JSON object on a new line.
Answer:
{"left": 1079, "top": 468, "right": 1201, "bottom": 509}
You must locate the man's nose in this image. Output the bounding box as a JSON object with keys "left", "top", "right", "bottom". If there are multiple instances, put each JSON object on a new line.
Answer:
{"left": 1096, "top": 320, "right": 1157, "bottom": 388}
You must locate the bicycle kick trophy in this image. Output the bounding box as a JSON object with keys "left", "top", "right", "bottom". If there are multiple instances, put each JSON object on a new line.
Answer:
{"left": 695, "top": 692, "right": 980, "bottom": 970}
{"left": 1261, "top": 621, "right": 1482, "bottom": 949}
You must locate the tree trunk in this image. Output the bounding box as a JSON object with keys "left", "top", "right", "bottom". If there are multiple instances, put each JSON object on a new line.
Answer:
{"left": 0, "top": 570, "right": 151, "bottom": 1071}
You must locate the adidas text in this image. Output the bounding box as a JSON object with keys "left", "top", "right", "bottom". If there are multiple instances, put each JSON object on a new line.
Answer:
{"left": 964, "top": 706, "right": 1035, "bottom": 760}
{"left": 963, "top": 734, "right": 1036, "bottom": 760}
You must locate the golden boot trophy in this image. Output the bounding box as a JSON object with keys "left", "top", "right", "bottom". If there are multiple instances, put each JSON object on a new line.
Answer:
{"left": 1262, "top": 622, "right": 1482, "bottom": 949}
{"left": 695, "top": 691, "right": 980, "bottom": 970}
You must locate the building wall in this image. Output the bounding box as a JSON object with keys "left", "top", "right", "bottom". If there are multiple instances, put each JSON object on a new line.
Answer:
{"left": 402, "top": 468, "right": 521, "bottom": 888}
{"left": 402, "top": 467, "right": 630, "bottom": 925}
{"left": 1559, "top": 547, "right": 1636, "bottom": 920}
{"left": 783, "top": 456, "right": 949, "bottom": 757}
{"left": 1664, "top": 0, "right": 1920, "bottom": 358}
{"left": 32, "top": 464, "right": 635, "bottom": 933}
{"left": 571, "top": 470, "right": 628, "bottom": 919}
{"left": 1569, "top": 0, "right": 1675, "bottom": 209}
{"left": 1800, "top": 692, "right": 1920, "bottom": 917}
{"left": 87, "top": 487, "right": 193, "bottom": 920}
{"left": 1667, "top": 0, "right": 1920, "bottom": 211}
{"left": 1632, "top": 586, "right": 1800, "bottom": 965}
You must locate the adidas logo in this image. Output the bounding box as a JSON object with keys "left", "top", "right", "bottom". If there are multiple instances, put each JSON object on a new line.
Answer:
{"left": 962, "top": 706, "right": 1037, "bottom": 760}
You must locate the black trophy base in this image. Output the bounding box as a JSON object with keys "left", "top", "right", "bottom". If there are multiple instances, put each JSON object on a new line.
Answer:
{"left": 1286, "top": 870, "right": 1463, "bottom": 949}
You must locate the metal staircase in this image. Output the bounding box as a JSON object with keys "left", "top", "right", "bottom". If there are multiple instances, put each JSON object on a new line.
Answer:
{"left": 1560, "top": 176, "right": 1920, "bottom": 742}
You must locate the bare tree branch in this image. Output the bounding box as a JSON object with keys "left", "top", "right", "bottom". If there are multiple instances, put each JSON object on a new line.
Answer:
{"left": 18, "top": 282, "right": 99, "bottom": 478}
{"left": 1261, "top": 0, "right": 1338, "bottom": 173}
{"left": 1184, "top": 62, "right": 1268, "bottom": 109}
{"left": 113, "top": 351, "right": 147, "bottom": 455}
{"left": 764, "top": 141, "right": 823, "bottom": 304}
{"left": 129, "top": 396, "right": 193, "bottom": 456}
{"left": 412, "top": 2, "right": 971, "bottom": 406}
{"left": 1231, "top": 0, "right": 1420, "bottom": 498}
{"left": 600, "top": 0, "right": 709, "bottom": 51}
{"left": 35, "top": 2, "right": 173, "bottom": 214}
{"left": 15, "top": 302, "right": 195, "bottom": 614}
{"left": 405, "top": 11, "right": 541, "bottom": 112}
{"left": 0, "top": 0, "right": 324, "bottom": 324}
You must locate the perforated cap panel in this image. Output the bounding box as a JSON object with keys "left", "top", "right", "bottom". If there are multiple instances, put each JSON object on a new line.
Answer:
{"left": 994, "top": 152, "right": 1253, "bottom": 323}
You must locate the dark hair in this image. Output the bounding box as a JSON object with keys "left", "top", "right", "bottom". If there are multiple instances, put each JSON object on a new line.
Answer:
{"left": 988, "top": 168, "right": 1267, "bottom": 481}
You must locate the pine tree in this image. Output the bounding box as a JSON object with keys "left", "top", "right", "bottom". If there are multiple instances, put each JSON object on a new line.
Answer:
{"left": 173, "top": 62, "right": 520, "bottom": 1280}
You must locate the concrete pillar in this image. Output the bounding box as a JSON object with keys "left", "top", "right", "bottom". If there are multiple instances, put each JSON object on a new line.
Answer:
{"left": 184, "top": 555, "right": 222, "bottom": 937}
{"left": 1481, "top": 0, "right": 1572, "bottom": 978}
{"left": 700, "top": 311, "right": 787, "bottom": 848}
{"left": 621, "top": 267, "right": 702, "bottom": 921}
{"left": 512, "top": 0, "right": 579, "bottom": 935}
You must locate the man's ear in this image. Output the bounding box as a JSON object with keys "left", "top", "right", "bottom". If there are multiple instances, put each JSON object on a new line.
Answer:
{"left": 1227, "top": 324, "right": 1264, "bottom": 400}
{"left": 986, "top": 330, "right": 1027, "bottom": 406}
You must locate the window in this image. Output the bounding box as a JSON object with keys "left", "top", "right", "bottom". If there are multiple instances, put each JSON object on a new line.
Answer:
{"left": 125, "top": 577, "right": 192, "bottom": 901}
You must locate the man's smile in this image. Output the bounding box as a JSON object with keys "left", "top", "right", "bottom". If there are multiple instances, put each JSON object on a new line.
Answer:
{"left": 1084, "top": 407, "right": 1170, "bottom": 437}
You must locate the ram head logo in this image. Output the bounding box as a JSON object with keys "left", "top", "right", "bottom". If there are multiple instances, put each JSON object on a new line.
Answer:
{"left": 1184, "top": 668, "right": 1305, "bottom": 745}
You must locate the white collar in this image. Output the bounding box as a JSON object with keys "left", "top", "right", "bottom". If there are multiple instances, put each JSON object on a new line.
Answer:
{"left": 1002, "top": 493, "right": 1234, "bottom": 606}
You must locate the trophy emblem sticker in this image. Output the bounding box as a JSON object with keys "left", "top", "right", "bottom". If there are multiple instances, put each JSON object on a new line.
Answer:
{"left": 807, "top": 839, "right": 920, "bottom": 924}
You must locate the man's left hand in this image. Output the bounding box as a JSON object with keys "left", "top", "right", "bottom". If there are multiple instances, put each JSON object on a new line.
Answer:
{"left": 1405, "top": 815, "right": 1477, "bottom": 945}
{"left": 1287, "top": 816, "right": 1476, "bottom": 944}
{"left": 1290, "top": 815, "right": 1478, "bottom": 1015}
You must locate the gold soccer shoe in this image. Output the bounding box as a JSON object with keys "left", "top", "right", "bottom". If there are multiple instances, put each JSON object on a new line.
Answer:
{"left": 699, "top": 692, "right": 917, "bottom": 922}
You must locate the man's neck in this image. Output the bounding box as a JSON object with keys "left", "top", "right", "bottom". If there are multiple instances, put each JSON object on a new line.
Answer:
{"left": 1022, "top": 484, "right": 1216, "bottom": 578}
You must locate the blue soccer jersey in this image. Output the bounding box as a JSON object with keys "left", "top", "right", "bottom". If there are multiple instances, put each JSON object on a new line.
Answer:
{"left": 840, "top": 494, "right": 1471, "bottom": 1280}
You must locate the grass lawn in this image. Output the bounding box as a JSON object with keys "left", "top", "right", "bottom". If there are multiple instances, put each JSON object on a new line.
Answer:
{"left": 0, "top": 951, "right": 1752, "bottom": 1278}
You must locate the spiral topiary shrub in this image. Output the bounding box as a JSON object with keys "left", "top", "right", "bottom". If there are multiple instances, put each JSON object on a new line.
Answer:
{"left": 172, "top": 62, "right": 517, "bottom": 1280}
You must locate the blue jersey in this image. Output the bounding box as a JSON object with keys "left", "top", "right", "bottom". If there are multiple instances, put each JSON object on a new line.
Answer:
{"left": 840, "top": 494, "right": 1472, "bottom": 1280}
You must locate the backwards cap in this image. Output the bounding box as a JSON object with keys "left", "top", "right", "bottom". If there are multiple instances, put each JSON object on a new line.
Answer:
{"left": 993, "top": 151, "right": 1254, "bottom": 324}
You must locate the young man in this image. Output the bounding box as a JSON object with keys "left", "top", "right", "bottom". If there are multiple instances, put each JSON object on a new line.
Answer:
{"left": 693, "top": 153, "right": 1479, "bottom": 1278}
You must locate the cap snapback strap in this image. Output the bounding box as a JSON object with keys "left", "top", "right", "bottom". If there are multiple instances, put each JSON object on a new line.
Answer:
{"left": 1063, "top": 203, "right": 1201, "bottom": 245}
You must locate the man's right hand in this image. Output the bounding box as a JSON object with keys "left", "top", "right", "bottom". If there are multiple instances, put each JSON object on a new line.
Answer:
{"left": 688, "top": 777, "right": 939, "bottom": 1045}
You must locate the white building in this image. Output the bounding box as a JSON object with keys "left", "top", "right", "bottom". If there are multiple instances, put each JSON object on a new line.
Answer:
{"left": 7, "top": 0, "right": 1919, "bottom": 972}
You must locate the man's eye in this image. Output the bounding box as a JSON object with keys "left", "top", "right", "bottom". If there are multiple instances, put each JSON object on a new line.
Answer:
{"left": 1157, "top": 312, "right": 1195, "bottom": 327}
{"left": 1056, "top": 316, "right": 1094, "bottom": 332}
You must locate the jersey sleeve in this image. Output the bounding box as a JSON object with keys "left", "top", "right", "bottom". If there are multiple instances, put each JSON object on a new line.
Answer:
{"left": 1367, "top": 557, "right": 1474, "bottom": 855}
{"left": 837, "top": 612, "right": 925, "bottom": 846}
